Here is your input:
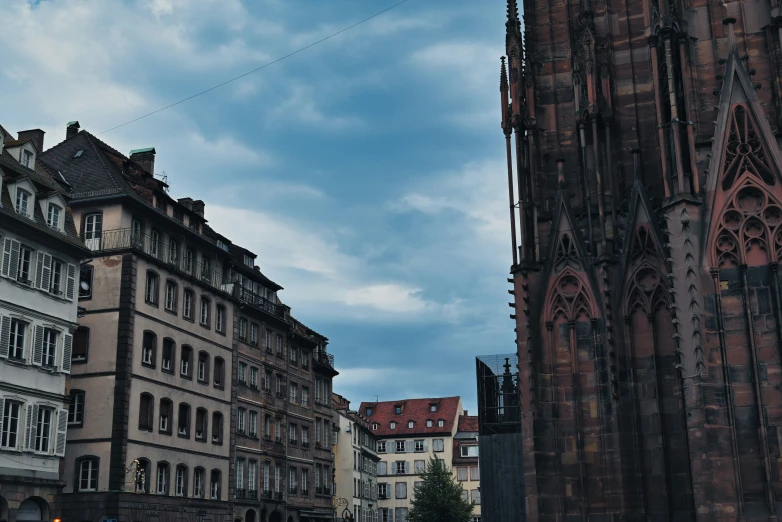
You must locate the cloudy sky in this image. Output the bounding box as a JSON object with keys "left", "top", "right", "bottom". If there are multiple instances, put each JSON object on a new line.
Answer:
{"left": 1, "top": 0, "right": 513, "bottom": 413}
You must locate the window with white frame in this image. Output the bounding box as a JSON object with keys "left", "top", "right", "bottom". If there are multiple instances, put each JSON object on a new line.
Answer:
{"left": 200, "top": 297, "right": 210, "bottom": 326}
{"left": 290, "top": 383, "right": 297, "bottom": 403}
{"left": 145, "top": 272, "right": 158, "bottom": 305}
{"left": 461, "top": 445, "right": 479, "bottom": 457}
{"left": 50, "top": 258, "right": 64, "bottom": 295}
{"left": 216, "top": 306, "right": 225, "bottom": 333}
{"left": 239, "top": 319, "right": 247, "bottom": 341}
{"left": 8, "top": 319, "right": 27, "bottom": 360}
{"left": 395, "top": 461, "right": 406, "bottom": 474}
{"left": 238, "top": 408, "right": 246, "bottom": 434}
{"left": 17, "top": 245, "right": 33, "bottom": 284}
{"left": 183, "top": 290, "right": 193, "bottom": 319}
{"left": 263, "top": 461, "right": 270, "bottom": 491}
{"left": 47, "top": 203, "right": 61, "bottom": 229}
{"left": 438, "top": 419, "right": 445, "bottom": 427}
{"left": 250, "top": 367, "right": 258, "bottom": 388}
{"left": 42, "top": 328, "right": 58, "bottom": 367}
{"left": 236, "top": 459, "right": 244, "bottom": 490}
{"left": 168, "top": 239, "right": 178, "bottom": 265}
{"left": 302, "top": 387, "right": 309, "bottom": 407}
{"left": 33, "top": 407, "right": 53, "bottom": 453}
{"left": 175, "top": 465, "right": 186, "bottom": 496}
{"left": 378, "top": 483, "right": 388, "bottom": 498}
{"left": 79, "top": 458, "right": 98, "bottom": 491}
{"left": 238, "top": 363, "right": 247, "bottom": 385}
{"left": 165, "top": 281, "right": 177, "bottom": 312}
{"left": 193, "top": 468, "right": 204, "bottom": 497}
{"left": 157, "top": 463, "right": 169, "bottom": 494}
{"left": 250, "top": 323, "right": 258, "bottom": 345}
{"left": 377, "top": 441, "right": 386, "bottom": 453}
{"left": 426, "top": 419, "right": 433, "bottom": 428}
{"left": 390, "top": 422, "right": 396, "bottom": 430}
{"left": 395, "top": 482, "right": 407, "bottom": 499}
{"left": 1, "top": 400, "right": 22, "bottom": 449}
{"left": 301, "top": 469, "right": 308, "bottom": 493}
{"left": 414, "top": 439, "right": 424, "bottom": 452}
{"left": 248, "top": 461, "right": 257, "bottom": 492}
{"left": 150, "top": 230, "right": 160, "bottom": 258}
{"left": 68, "top": 391, "right": 85, "bottom": 424}
{"left": 396, "top": 440, "right": 405, "bottom": 452}
{"left": 210, "top": 470, "right": 220, "bottom": 499}
{"left": 15, "top": 188, "right": 31, "bottom": 215}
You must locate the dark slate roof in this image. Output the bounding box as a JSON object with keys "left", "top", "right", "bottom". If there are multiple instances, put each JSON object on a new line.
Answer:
{"left": 0, "top": 150, "right": 86, "bottom": 251}
{"left": 360, "top": 397, "right": 462, "bottom": 437}
{"left": 3, "top": 139, "right": 32, "bottom": 149}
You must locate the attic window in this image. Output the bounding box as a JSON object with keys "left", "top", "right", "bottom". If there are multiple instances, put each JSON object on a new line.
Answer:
{"left": 426, "top": 420, "right": 433, "bottom": 428}
{"left": 74, "top": 150, "right": 84, "bottom": 158}
{"left": 430, "top": 404, "right": 437, "bottom": 412}
{"left": 243, "top": 255, "right": 253, "bottom": 267}
{"left": 372, "top": 423, "right": 378, "bottom": 431}
{"left": 22, "top": 150, "right": 33, "bottom": 168}
{"left": 366, "top": 408, "right": 373, "bottom": 416}
{"left": 438, "top": 420, "right": 445, "bottom": 428}
{"left": 408, "top": 421, "right": 414, "bottom": 429}
{"left": 394, "top": 406, "right": 402, "bottom": 415}
{"left": 47, "top": 204, "right": 61, "bottom": 229}
{"left": 15, "top": 188, "right": 31, "bottom": 216}
{"left": 390, "top": 422, "right": 396, "bottom": 430}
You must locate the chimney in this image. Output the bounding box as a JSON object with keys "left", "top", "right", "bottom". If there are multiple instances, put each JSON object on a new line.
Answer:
{"left": 129, "top": 147, "right": 156, "bottom": 175}
{"left": 464, "top": 410, "right": 468, "bottom": 416}
{"left": 192, "top": 200, "right": 205, "bottom": 218}
{"left": 18, "top": 129, "right": 45, "bottom": 154}
{"left": 66, "top": 121, "right": 80, "bottom": 139}
{"left": 178, "top": 197, "right": 194, "bottom": 210}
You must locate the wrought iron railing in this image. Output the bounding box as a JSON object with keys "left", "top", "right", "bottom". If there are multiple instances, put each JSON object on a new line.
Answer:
{"left": 247, "top": 489, "right": 258, "bottom": 500}
{"left": 81, "top": 228, "right": 224, "bottom": 290}
{"left": 313, "top": 348, "right": 335, "bottom": 370}
{"left": 236, "top": 488, "right": 247, "bottom": 499}
{"left": 274, "top": 491, "right": 283, "bottom": 500}
{"left": 262, "top": 490, "right": 272, "bottom": 499}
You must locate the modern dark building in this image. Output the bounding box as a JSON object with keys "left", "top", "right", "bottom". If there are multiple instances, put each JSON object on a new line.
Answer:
{"left": 502, "top": 0, "right": 782, "bottom": 518}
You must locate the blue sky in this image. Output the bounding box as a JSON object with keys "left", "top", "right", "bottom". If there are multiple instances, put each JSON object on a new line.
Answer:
{"left": 1, "top": 0, "right": 513, "bottom": 413}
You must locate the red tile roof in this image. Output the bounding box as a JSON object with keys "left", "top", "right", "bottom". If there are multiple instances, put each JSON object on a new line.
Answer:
{"left": 359, "top": 397, "right": 462, "bottom": 437}
{"left": 457, "top": 415, "right": 479, "bottom": 433}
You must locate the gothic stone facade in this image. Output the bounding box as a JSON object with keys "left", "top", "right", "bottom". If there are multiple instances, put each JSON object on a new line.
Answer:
{"left": 502, "top": 0, "right": 782, "bottom": 519}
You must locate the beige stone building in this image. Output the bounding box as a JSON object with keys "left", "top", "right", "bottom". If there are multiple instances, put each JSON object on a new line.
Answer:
{"left": 39, "top": 124, "right": 236, "bottom": 521}
{"left": 452, "top": 415, "right": 481, "bottom": 522}
{"left": 358, "top": 397, "right": 479, "bottom": 522}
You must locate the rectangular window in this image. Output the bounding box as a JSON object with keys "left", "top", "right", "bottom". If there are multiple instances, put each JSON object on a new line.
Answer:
{"left": 378, "top": 483, "right": 388, "bottom": 498}
{"left": 249, "top": 411, "right": 258, "bottom": 437}
{"left": 395, "top": 482, "right": 407, "bottom": 499}
{"left": 457, "top": 467, "right": 468, "bottom": 481}
{"left": 250, "top": 323, "right": 258, "bottom": 345}
{"left": 290, "top": 383, "right": 297, "bottom": 403}
{"left": 248, "top": 461, "right": 257, "bottom": 492}
{"left": 396, "top": 461, "right": 406, "bottom": 475}
{"left": 239, "top": 319, "right": 247, "bottom": 341}
{"left": 194, "top": 469, "right": 204, "bottom": 497}
{"left": 165, "top": 281, "right": 177, "bottom": 311}
{"left": 274, "top": 463, "right": 281, "bottom": 492}
{"left": 176, "top": 467, "right": 186, "bottom": 496}
{"left": 239, "top": 363, "right": 247, "bottom": 385}
{"left": 378, "top": 462, "right": 386, "bottom": 475}
{"left": 0, "top": 401, "right": 21, "bottom": 448}
{"left": 470, "top": 466, "right": 479, "bottom": 481}
{"left": 42, "top": 328, "right": 58, "bottom": 367}
{"left": 414, "top": 460, "right": 425, "bottom": 474}
{"left": 302, "top": 387, "right": 309, "bottom": 407}
{"left": 162, "top": 340, "right": 173, "bottom": 372}
{"left": 302, "top": 426, "right": 309, "bottom": 444}
{"left": 276, "top": 334, "right": 283, "bottom": 355}
{"left": 183, "top": 291, "right": 193, "bottom": 319}
{"left": 216, "top": 306, "right": 224, "bottom": 333}
{"left": 250, "top": 367, "right": 258, "bottom": 388}
{"left": 396, "top": 440, "right": 405, "bottom": 453}
{"left": 34, "top": 407, "right": 53, "bottom": 453}
{"left": 200, "top": 299, "right": 210, "bottom": 326}
{"left": 15, "top": 188, "right": 30, "bottom": 214}
{"left": 377, "top": 441, "right": 386, "bottom": 453}
{"left": 290, "top": 423, "right": 297, "bottom": 443}
{"left": 433, "top": 439, "right": 444, "bottom": 452}
{"left": 471, "top": 489, "right": 481, "bottom": 505}
{"left": 289, "top": 467, "right": 297, "bottom": 494}
{"left": 264, "top": 370, "right": 272, "bottom": 391}
{"left": 301, "top": 469, "right": 308, "bottom": 494}
{"left": 210, "top": 471, "right": 220, "bottom": 499}
{"left": 236, "top": 459, "right": 244, "bottom": 490}
{"left": 8, "top": 319, "right": 27, "bottom": 360}
{"left": 50, "top": 258, "right": 64, "bottom": 295}
{"left": 461, "top": 445, "right": 479, "bottom": 458}
{"left": 238, "top": 409, "right": 246, "bottom": 434}
{"left": 145, "top": 272, "right": 158, "bottom": 304}
{"left": 265, "top": 330, "right": 271, "bottom": 351}
{"left": 79, "top": 459, "right": 98, "bottom": 491}
{"left": 68, "top": 392, "right": 85, "bottom": 425}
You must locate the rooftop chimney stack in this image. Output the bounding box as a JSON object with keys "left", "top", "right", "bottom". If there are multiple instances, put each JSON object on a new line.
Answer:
{"left": 17, "top": 129, "right": 45, "bottom": 155}
{"left": 192, "top": 200, "right": 205, "bottom": 218}
{"left": 178, "top": 197, "right": 193, "bottom": 210}
{"left": 66, "top": 121, "right": 80, "bottom": 140}
{"left": 129, "top": 147, "right": 156, "bottom": 176}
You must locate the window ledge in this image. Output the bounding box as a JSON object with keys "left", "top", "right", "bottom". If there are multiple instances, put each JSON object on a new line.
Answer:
{"left": 141, "top": 362, "right": 156, "bottom": 370}
{"left": 145, "top": 300, "right": 159, "bottom": 308}
{"left": 6, "top": 357, "right": 27, "bottom": 367}
{"left": 11, "top": 279, "right": 36, "bottom": 292}
{"left": 164, "top": 308, "right": 178, "bottom": 316}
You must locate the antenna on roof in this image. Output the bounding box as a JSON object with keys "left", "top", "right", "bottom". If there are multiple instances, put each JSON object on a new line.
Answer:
{"left": 375, "top": 395, "right": 379, "bottom": 403}
{"left": 156, "top": 170, "right": 169, "bottom": 192}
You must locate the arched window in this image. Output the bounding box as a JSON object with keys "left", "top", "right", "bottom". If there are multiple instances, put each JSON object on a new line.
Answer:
{"left": 135, "top": 458, "right": 151, "bottom": 493}
{"left": 193, "top": 467, "right": 205, "bottom": 498}
{"left": 142, "top": 331, "right": 157, "bottom": 368}
{"left": 183, "top": 289, "right": 194, "bottom": 320}
{"left": 180, "top": 345, "right": 192, "bottom": 378}
{"left": 76, "top": 456, "right": 99, "bottom": 491}
{"left": 178, "top": 404, "right": 190, "bottom": 438}
{"left": 210, "top": 469, "right": 221, "bottom": 500}
{"left": 145, "top": 271, "right": 159, "bottom": 305}
{"left": 162, "top": 338, "right": 175, "bottom": 373}
{"left": 159, "top": 398, "right": 172, "bottom": 434}
{"left": 195, "top": 408, "right": 208, "bottom": 441}
{"left": 216, "top": 305, "right": 226, "bottom": 334}
{"left": 156, "top": 462, "right": 170, "bottom": 495}
{"left": 212, "top": 412, "right": 223, "bottom": 444}
{"left": 139, "top": 393, "right": 154, "bottom": 431}
{"left": 214, "top": 357, "right": 225, "bottom": 388}
{"left": 165, "top": 280, "right": 178, "bottom": 312}
{"left": 198, "top": 351, "right": 210, "bottom": 383}
{"left": 200, "top": 297, "right": 210, "bottom": 327}
{"left": 175, "top": 464, "right": 188, "bottom": 497}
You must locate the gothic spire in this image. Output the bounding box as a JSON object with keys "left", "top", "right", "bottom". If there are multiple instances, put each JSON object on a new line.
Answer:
{"left": 506, "top": 0, "right": 522, "bottom": 46}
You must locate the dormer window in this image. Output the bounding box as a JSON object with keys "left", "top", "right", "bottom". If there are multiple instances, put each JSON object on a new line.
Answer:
{"left": 15, "top": 189, "right": 30, "bottom": 215}
{"left": 408, "top": 421, "right": 414, "bottom": 429}
{"left": 390, "top": 422, "right": 396, "bottom": 430}
{"left": 47, "top": 204, "right": 61, "bottom": 229}
{"left": 394, "top": 406, "right": 402, "bottom": 415}
{"left": 22, "top": 150, "right": 33, "bottom": 168}
{"left": 366, "top": 408, "right": 373, "bottom": 416}
{"left": 243, "top": 255, "right": 253, "bottom": 267}
{"left": 430, "top": 404, "right": 438, "bottom": 413}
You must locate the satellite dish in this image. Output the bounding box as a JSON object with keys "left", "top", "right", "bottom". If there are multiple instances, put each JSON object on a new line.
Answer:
{"left": 80, "top": 281, "right": 90, "bottom": 291}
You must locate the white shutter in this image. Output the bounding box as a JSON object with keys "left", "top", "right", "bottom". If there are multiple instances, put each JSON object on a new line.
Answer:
{"left": 1, "top": 238, "right": 12, "bottom": 278}
{"left": 61, "top": 333, "right": 73, "bottom": 374}
{"left": 387, "top": 442, "right": 395, "bottom": 454}
{"left": 389, "top": 463, "right": 395, "bottom": 475}
{"left": 0, "top": 315, "right": 10, "bottom": 359}
{"left": 5, "top": 239, "right": 20, "bottom": 281}
{"left": 0, "top": 399, "right": 4, "bottom": 438}
{"left": 65, "top": 264, "right": 76, "bottom": 300}
{"left": 35, "top": 252, "right": 45, "bottom": 289}
{"left": 25, "top": 404, "right": 36, "bottom": 451}
{"left": 32, "top": 325, "right": 44, "bottom": 366}
{"left": 423, "top": 440, "right": 429, "bottom": 452}
{"left": 405, "top": 461, "right": 410, "bottom": 475}
{"left": 55, "top": 408, "right": 68, "bottom": 456}
{"left": 41, "top": 254, "right": 52, "bottom": 292}
{"left": 405, "top": 440, "right": 413, "bottom": 453}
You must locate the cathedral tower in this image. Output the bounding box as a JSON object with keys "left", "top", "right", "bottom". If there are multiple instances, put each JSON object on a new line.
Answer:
{"left": 503, "top": 0, "right": 782, "bottom": 518}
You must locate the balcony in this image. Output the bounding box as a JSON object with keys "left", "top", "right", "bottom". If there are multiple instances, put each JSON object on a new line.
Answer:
{"left": 301, "top": 441, "right": 310, "bottom": 449}
{"left": 262, "top": 490, "right": 272, "bottom": 499}
{"left": 274, "top": 491, "right": 283, "bottom": 500}
{"left": 236, "top": 489, "right": 247, "bottom": 499}
{"left": 81, "top": 228, "right": 223, "bottom": 290}
{"left": 224, "top": 284, "right": 285, "bottom": 319}
{"left": 289, "top": 487, "right": 297, "bottom": 495}
{"left": 313, "top": 348, "right": 335, "bottom": 370}
{"left": 247, "top": 489, "right": 258, "bottom": 500}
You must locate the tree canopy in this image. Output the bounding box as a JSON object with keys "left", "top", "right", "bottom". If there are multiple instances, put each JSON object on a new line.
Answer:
{"left": 408, "top": 456, "right": 475, "bottom": 522}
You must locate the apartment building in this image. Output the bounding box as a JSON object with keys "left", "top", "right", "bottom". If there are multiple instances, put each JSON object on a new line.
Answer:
{"left": 39, "top": 123, "right": 237, "bottom": 521}
{"left": 0, "top": 126, "right": 88, "bottom": 522}
{"left": 359, "top": 397, "right": 465, "bottom": 522}
{"left": 452, "top": 416, "right": 480, "bottom": 522}
{"left": 333, "top": 394, "right": 380, "bottom": 522}
{"left": 309, "top": 337, "right": 338, "bottom": 520}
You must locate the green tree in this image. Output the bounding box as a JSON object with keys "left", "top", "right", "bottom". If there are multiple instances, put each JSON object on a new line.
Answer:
{"left": 408, "top": 456, "right": 475, "bottom": 522}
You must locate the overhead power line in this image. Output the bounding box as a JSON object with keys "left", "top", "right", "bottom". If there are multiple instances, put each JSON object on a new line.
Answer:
{"left": 99, "top": 0, "right": 413, "bottom": 134}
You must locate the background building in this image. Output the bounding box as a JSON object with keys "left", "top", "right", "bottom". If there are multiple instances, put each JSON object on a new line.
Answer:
{"left": 359, "top": 397, "right": 474, "bottom": 522}
{"left": 502, "top": 0, "right": 782, "bottom": 517}
{"left": 333, "top": 393, "right": 380, "bottom": 522}
{"left": 0, "top": 125, "right": 88, "bottom": 522}
{"left": 452, "top": 414, "right": 481, "bottom": 522}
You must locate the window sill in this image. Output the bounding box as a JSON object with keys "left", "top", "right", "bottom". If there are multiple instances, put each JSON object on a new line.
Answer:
{"left": 197, "top": 379, "right": 208, "bottom": 386}
{"left": 161, "top": 368, "right": 174, "bottom": 375}
{"left": 11, "top": 279, "right": 36, "bottom": 292}
{"left": 159, "top": 430, "right": 172, "bottom": 436}
{"left": 183, "top": 316, "right": 194, "bottom": 323}
{"left": 141, "top": 362, "right": 156, "bottom": 370}
{"left": 177, "top": 434, "right": 190, "bottom": 440}
{"left": 195, "top": 437, "right": 207, "bottom": 443}
{"left": 164, "top": 308, "right": 178, "bottom": 316}
{"left": 72, "top": 358, "right": 88, "bottom": 365}
{"left": 68, "top": 422, "right": 84, "bottom": 429}
{"left": 145, "top": 301, "right": 159, "bottom": 308}
{"left": 199, "top": 323, "right": 211, "bottom": 330}
{"left": 214, "top": 384, "right": 224, "bottom": 390}
{"left": 6, "top": 357, "right": 27, "bottom": 367}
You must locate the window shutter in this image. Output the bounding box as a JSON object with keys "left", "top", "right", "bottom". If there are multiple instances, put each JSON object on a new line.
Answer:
{"left": 32, "top": 325, "right": 44, "bottom": 366}
{"left": 41, "top": 254, "right": 52, "bottom": 292}
{"left": 405, "top": 461, "right": 410, "bottom": 474}
{"left": 25, "top": 404, "right": 36, "bottom": 451}
{"left": 66, "top": 264, "right": 76, "bottom": 300}
{"left": 61, "top": 334, "right": 73, "bottom": 374}
{"left": 423, "top": 440, "right": 429, "bottom": 452}
{"left": 6, "top": 239, "right": 20, "bottom": 281}
{"left": 0, "top": 315, "right": 10, "bottom": 359}
{"left": 1, "top": 238, "right": 13, "bottom": 277}
{"left": 387, "top": 443, "right": 394, "bottom": 454}
{"left": 389, "top": 509, "right": 393, "bottom": 522}
{"left": 35, "top": 251, "right": 45, "bottom": 289}
{"left": 0, "top": 399, "right": 4, "bottom": 438}
{"left": 389, "top": 463, "right": 395, "bottom": 475}
{"left": 55, "top": 408, "right": 68, "bottom": 456}
{"left": 405, "top": 440, "right": 413, "bottom": 453}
